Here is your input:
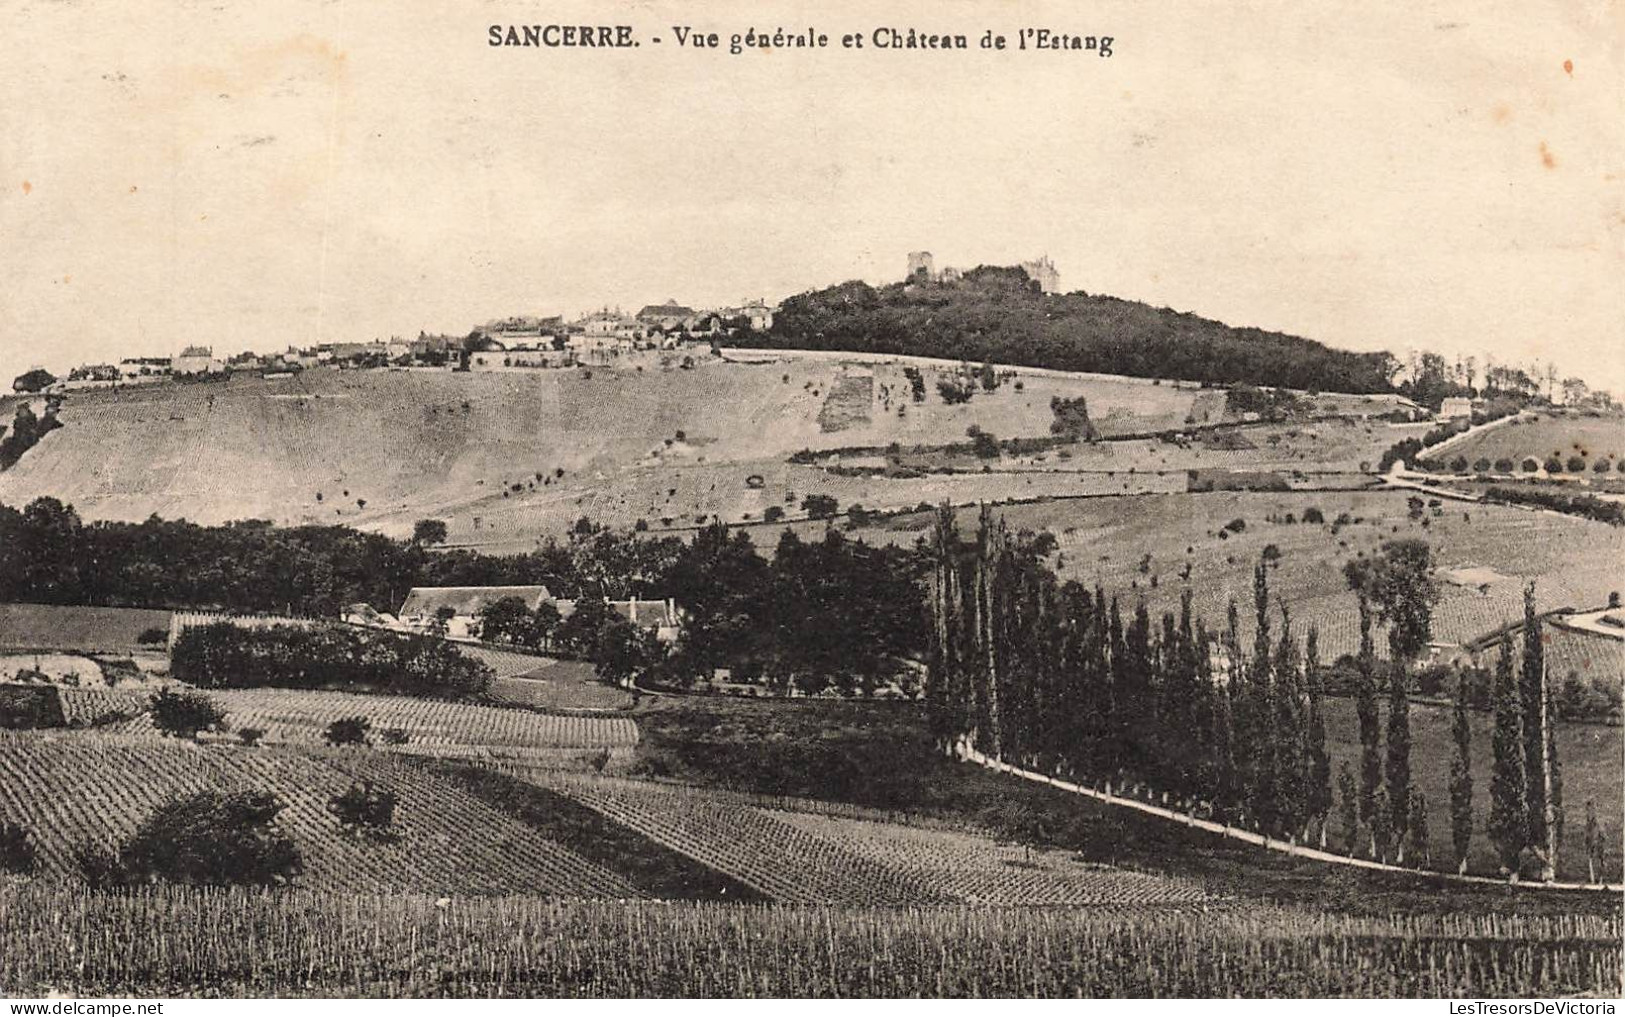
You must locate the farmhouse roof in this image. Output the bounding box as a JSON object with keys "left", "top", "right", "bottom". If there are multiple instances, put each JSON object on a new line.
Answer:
{"left": 399, "top": 585, "right": 552, "bottom": 618}
{"left": 637, "top": 302, "right": 695, "bottom": 320}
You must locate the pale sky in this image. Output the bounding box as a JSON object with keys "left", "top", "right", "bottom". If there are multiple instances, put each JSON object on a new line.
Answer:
{"left": 2, "top": 0, "right": 1621, "bottom": 393}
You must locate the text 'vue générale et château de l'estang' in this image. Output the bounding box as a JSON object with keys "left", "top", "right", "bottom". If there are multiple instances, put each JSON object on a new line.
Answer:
{"left": 486, "top": 24, "right": 1114, "bottom": 57}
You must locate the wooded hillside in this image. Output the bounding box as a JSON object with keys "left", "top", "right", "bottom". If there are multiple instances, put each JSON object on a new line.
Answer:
{"left": 745, "top": 267, "right": 1398, "bottom": 394}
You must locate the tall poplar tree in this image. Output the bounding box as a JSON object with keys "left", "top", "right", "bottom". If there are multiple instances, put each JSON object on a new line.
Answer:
{"left": 1354, "top": 593, "right": 1383, "bottom": 857}
{"left": 1450, "top": 674, "right": 1474, "bottom": 874}
{"left": 1520, "top": 583, "right": 1559, "bottom": 880}
{"left": 1385, "top": 649, "right": 1413, "bottom": 863}
{"left": 1488, "top": 634, "right": 1528, "bottom": 875}
{"left": 1304, "top": 624, "right": 1333, "bottom": 847}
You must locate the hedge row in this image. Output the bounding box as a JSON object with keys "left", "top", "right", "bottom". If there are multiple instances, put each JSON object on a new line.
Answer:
{"left": 170, "top": 623, "right": 493, "bottom": 698}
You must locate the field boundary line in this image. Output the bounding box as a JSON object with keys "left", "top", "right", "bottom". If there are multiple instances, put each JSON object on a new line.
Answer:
{"left": 956, "top": 746, "right": 1623, "bottom": 894}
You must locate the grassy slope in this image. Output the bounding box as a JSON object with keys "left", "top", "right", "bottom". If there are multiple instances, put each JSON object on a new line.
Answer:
{"left": 0, "top": 358, "right": 1201, "bottom": 543}
{"left": 629, "top": 695, "right": 1622, "bottom": 918}
{"left": 828, "top": 489, "right": 1625, "bottom": 660}
{"left": 1424, "top": 413, "right": 1625, "bottom": 467}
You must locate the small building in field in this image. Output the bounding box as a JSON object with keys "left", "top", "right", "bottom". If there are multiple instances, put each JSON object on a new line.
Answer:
{"left": 398, "top": 585, "right": 553, "bottom": 640}
{"left": 1438, "top": 397, "right": 1473, "bottom": 420}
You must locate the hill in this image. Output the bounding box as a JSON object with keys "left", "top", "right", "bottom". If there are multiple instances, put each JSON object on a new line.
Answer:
{"left": 743, "top": 266, "right": 1398, "bottom": 393}
{"left": 0, "top": 354, "right": 1248, "bottom": 546}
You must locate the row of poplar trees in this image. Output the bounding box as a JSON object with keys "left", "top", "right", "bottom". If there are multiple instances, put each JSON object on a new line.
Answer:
{"left": 927, "top": 505, "right": 1336, "bottom": 846}
{"left": 926, "top": 505, "right": 1573, "bottom": 879}
{"left": 1483, "top": 584, "right": 1565, "bottom": 881}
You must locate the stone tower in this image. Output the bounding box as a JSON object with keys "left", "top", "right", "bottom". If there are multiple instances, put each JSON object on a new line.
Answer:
{"left": 907, "top": 251, "right": 935, "bottom": 281}
{"left": 1020, "top": 255, "right": 1060, "bottom": 294}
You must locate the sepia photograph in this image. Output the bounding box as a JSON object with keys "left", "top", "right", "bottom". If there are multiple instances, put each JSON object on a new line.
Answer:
{"left": 0, "top": 0, "right": 1621, "bottom": 1001}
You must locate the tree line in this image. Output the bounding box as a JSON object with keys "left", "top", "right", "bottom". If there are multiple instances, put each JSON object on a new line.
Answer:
{"left": 925, "top": 505, "right": 1587, "bottom": 880}
{"left": 0, "top": 498, "right": 929, "bottom": 697}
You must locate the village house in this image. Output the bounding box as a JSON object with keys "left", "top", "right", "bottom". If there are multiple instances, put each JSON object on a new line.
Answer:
{"left": 635, "top": 300, "right": 696, "bottom": 333}
{"left": 118, "top": 356, "right": 171, "bottom": 379}
{"left": 723, "top": 299, "right": 775, "bottom": 331}
{"left": 1438, "top": 396, "right": 1474, "bottom": 420}
{"left": 327, "top": 341, "right": 390, "bottom": 366}
{"left": 577, "top": 309, "right": 640, "bottom": 340}
{"left": 171, "top": 345, "right": 221, "bottom": 376}
{"left": 397, "top": 585, "right": 554, "bottom": 641}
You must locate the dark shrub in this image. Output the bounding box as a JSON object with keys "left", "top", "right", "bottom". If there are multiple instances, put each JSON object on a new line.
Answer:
{"left": 1494, "top": 458, "right": 1514, "bottom": 473}
{"left": 802, "top": 494, "right": 838, "bottom": 519}
{"left": 74, "top": 844, "right": 124, "bottom": 890}
{"left": 328, "top": 782, "right": 398, "bottom": 842}
{"left": 324, "top": 716, "right": 371, "bottom": 746}
{"left": 0, "top": 820, "right": 37, "bottom": 874}
{"left": 1302, "top": 507, "right": 1325, "bottom": 524}
{"left": 149, "top": 689, "right": 227, "bottom": 740}
{"left": 380, "top": 727, "right": 410, "bottom": 746}
{"left": 1522, "top": 458, "right": 1539, "bottom": 472}
{"left": 238, "top": 727, "right": 264, "bottom": 747}
{"left": 1568, "top": 455, "right": 1587, "bottom": 473}
{"left": 1545, "top": 457, "right": 1563, "bottom": 473}
{"left": 0, "top": 685, "right": 64, "bottom": 729}
{"left": 136, "top": 627, "right": 168, "bottom": 646}
{"left": 119, "top": 790, "right": 302, "bottom": 887}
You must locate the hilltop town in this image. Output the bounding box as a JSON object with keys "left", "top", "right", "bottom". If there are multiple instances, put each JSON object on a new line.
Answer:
{"left": 11, "top": 296, "right": 780, "bottom": 393}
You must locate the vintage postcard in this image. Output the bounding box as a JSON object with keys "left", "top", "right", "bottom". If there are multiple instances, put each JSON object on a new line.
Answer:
{"left": 0, "top": 0, "right": 1620, "bottom": 1002}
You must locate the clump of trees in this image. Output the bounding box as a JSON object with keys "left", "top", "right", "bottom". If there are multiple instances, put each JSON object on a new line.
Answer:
{"left": 1049, "top": 396, "right": 1098, "bottom": 442}
{"left": 657, "top": 524, "right": 928, "bottom": 697}
{"left": 79, "top": 790, "right": 303, "bottom": 888}
{"left": 0, "top": 402, "right": 63, "bottom": 470}
{"left": 478, "top": 596, "right": 561, "bottom": 650}
{"left": 324, "top": 715, "right": 371, "bottom": 746}
{"left": 171, "top": 623, "right": 493, "bottom": 698}
{"left": 328, "top": 782, "right": 399, "bottom": 842}
{"left": 149, "top": 688, "right": 228, "bottom": 739}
